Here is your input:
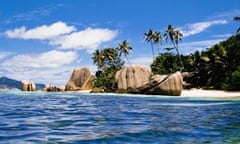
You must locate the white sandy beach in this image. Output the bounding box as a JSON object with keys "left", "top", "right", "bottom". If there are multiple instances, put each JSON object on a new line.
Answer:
{"left": 181, "top": 89, "right": 240, "bottom": 99}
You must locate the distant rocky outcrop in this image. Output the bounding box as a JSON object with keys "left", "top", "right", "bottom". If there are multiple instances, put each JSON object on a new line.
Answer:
{"left": 0, "top": 77, "right": 45, "bottom": 90}
{"left": 115, "top": 65, "right": 183, "bottom": 96}
{"left": 115, "top": 65, "right": 152, "bottom": 93}
{"left": 0, "top": 77, "right": 21, "bottom": 89}
{"left": 65, "top": 67, "right": 95, "bottom": 91}
{"left": 43, "top": 84, "right": 65, "bottom": 92}
{"left": 21, "top": 80, "right": 36, "bottom": 91}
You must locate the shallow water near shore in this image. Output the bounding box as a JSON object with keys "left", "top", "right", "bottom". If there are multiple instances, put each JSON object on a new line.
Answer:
{"left": 0, "top": 90, "right": 240, "bottom": 143}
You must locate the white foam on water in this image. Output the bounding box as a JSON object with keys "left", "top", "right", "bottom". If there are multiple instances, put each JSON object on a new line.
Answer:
{"left": 95, "top": 92, "right": 181, "bottom": 98}
{"left": 1, "top": 89, "right": 240, "bottom": 101}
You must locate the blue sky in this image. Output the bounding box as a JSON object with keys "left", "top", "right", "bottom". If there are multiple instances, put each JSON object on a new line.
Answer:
{"left": 0, "top": 0, "right": 239, "bottom": 86}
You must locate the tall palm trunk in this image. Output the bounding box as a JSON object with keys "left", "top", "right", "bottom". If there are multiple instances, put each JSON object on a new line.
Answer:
{"left": 175, "top": 45, "right": 184, "bottom": 70}
{"left": 151, "top": 42, "right": 155, "bottom": 59}
{"left": 157, "top": 43, "right": 160, "bottom": 55}
{"left": 165, "top": 25, "right": 184, "bottom": 71}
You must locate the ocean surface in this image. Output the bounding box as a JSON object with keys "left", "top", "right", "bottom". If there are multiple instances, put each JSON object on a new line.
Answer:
{"left": 0, "top": 90, "right": 240, "bottom": 144}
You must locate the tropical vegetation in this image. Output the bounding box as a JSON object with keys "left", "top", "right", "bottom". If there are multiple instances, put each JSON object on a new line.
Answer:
{"left": 163, "top": 25, "right": 184, "bottom": 70}
{"left": 92, "top": 47, "right": 124, "bottom": 91}
{"left": 144, "top": 29, "right": 162, "bottom": 59}
{"left": 151, "top": 35, "right": 240, "bottom": 90}
{"left": 92, "top": 40, "right": 133, "bottom": 91}
{"left": 117, "top": 40, "right": 133, "bottom": 65}
{"left": 92, "top": 21, "right": 240, "bottom": 91}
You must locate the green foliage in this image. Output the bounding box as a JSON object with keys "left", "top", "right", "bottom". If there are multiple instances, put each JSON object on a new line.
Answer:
{"left": 92, "top": 47, "right": 124, "bottom": 91}
{"left": 93, "top": 24, "right": 240, "bottom": 91}
{"left": 151, "top": 53, "right": 181, "bottom": 74}
{"left": 144, "top": 29, "right": 162, "bottom": 58}
{"left": 151, "top": 35, "right": 240, "bottom": 90}
{"left": 164, "top": 25, "right": 184, "bottom": 70}
{"left": 117, "top": 40, "right": 133, "bottom": 65}
{"left": 229, "top": 69, "right": 240, "bottom": 90}
{"left": 186, "top": 35, "right": 240, "bottom": 90}
{"left": 94, "top": 65, "right": 120, "bottom": 91}
{"left": 151, "top": 52, "right": 197, "bottom": 75}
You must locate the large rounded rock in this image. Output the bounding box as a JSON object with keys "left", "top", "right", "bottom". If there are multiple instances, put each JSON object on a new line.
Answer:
{"left": 21, "top": 80, "right": 36, "bottom": 91}
{"left": 80, "top": 75, "right": 95, "bottom": 90}
{"left": 115, "top": 65, "right": 152, "bottom": 93}
{"left": 138, "top": 72, "right": 183, "bottom": 96}
{"left": 65, "top": 67, "right": 95, "bottom": 91}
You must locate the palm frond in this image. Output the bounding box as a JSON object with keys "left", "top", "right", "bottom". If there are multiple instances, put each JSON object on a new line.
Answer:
{"left": 165, "top": 47, "right": 174, "bottom": 51}
{"left": 234, "top": 16, "right": 240, "bottom": 21}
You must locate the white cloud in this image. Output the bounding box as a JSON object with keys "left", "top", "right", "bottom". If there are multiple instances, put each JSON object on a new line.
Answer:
{"left": 179, "top": 39, "right": 225, "bottom": 54}
{"left": 5, "top": 21, "right": 76, "bottom": 40}
{"left": 50, "top": 27, "right": 118, "bottom": 53}
{"left": 1, "top": 66, "right": 74, "bottom": 86}
{"left": 180, "top": 20, "right": 228, "bottom": 37}
{"left": 0, "top": 50, "right": 80, "bottom": 86}
{"left": 5, "top": 22, "right": 118, "bottom": 53}
{"left": 5, "top": 4, "right": 63, "bottom": 24}
{"left": 2, "top": 50, "right": 78, "bottom": 68}
{"left": 209, "top": 9, "right": 240, "bottom": 20}
{"left": 0, "top": 52, "right": 10, "bottom": 59}
{"left": 1, "top": 63, "right": 97, "bottom": 86}
{"left": 212, "top": 34, "right": 232, "bottom": 38}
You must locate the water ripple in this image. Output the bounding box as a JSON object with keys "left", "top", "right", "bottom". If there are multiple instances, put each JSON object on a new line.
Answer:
{"left": 0, "top": 92, "right": 240, "bottom": 143}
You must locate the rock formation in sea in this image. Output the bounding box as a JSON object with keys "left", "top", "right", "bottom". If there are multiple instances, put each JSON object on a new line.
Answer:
{"left": 115, "top": 65, "right": 183, "bottom": 96}
{"left": 21, "top": 80, "right": 36, "bottom": 91}
{"left": 43, "top": 84, "right": 65, "bottom": 92}
{"left": 138, "top": 72, "right": 183, "bottom": 96}
{"left": 65, "top": 67, "right": 95, "bottom": 91}
{"left": 0, "top": 77, "right": 45, "bottom": 90}
{"left": 115, "top": 65, "right": 152, "bottom": 93}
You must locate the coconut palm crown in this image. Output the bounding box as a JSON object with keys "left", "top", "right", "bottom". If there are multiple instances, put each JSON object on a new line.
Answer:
{"left": 117, "top": 40, "right": 133, "bottom": 65}
{"left": 164, "top": 24, "right": 184, "bottom": 70}
{"left": 144, "top": 29, "right": 162, "bottom": 59}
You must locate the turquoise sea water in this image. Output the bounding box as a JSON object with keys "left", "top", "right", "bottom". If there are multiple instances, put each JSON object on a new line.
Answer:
{"left": 0, "top": 90, "right": 240, "bottom": 144}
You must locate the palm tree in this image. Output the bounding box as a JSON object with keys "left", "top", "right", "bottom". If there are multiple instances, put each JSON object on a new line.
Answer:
{"left": 117, "top": 40, "right": 133, "bottom": 65}
{"left": 144, "top": 29, "right": 156, "bottom": 59}
{"left": 173, "top": 29, "right": 183, "bottom": 56}
{"left": 92, "top": 49, "right": 105, "bottom": 69}
{"left": 153, "top": 31, "right": 162, "bottom": 55}
{"left": 164, "top": 24, "right": 184, "bottom": 70}
{"left": 102, "top": 48, "right": 114, "bottom": 62}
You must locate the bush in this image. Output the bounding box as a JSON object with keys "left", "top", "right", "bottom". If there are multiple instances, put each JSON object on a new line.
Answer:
{"left": 229, "top": 70, "right": 240, "bottom": 90}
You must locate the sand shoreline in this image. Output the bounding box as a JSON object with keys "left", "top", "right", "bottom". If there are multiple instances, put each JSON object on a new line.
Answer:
{"left": 181, "top": 89, "right": 240, "bottom": 99}
{"left": 1, "top": 88, "right": 240, "bottom": 99}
